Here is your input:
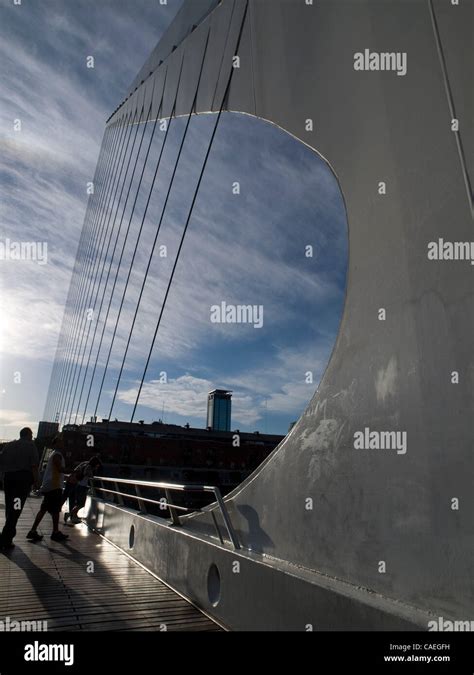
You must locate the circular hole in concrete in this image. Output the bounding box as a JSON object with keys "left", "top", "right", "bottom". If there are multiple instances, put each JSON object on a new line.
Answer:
{"left": 207, "top": 563, "right": 221, "bottom": 607}
{"left": 129, "top": 524, "right": 135, "bottom": 549}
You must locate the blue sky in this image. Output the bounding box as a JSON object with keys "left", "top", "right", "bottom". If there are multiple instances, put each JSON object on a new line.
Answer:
{"left": 0, "top": 0, "right": 348, "bottom": 439}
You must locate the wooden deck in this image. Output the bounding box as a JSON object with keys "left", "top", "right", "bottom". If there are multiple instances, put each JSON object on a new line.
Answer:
{"left": 0, "top": 494, "right": 220, "bottom": 631}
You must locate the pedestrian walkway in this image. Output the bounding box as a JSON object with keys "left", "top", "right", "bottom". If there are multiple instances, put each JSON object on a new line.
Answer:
{"left": 0, "top": 493, "right": 221, "bottom": 631}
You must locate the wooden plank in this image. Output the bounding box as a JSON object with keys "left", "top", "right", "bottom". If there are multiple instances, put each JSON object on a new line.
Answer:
{"left": 0, "top": 495, "right": 220, "bottom": 632}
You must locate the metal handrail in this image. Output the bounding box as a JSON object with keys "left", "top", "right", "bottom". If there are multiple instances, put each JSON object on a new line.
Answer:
{"left": 93, "top": 486, "right": 190, "bottom": 511}
{"left": 93, "top": 476, "right": 223, "bottom": 492}
{"left": 90, "top": 476, "right": 240, "bottom": 550}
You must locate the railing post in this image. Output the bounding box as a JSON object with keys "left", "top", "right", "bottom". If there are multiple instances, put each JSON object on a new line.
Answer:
{"left": 211, "top": 510, "right": 224, "bottom": 545}
{"left": 135, "top": 484, "right": 147, "bottom": 514}
{"left": 213, "top": 488, "right": 240, "bottom": 550}
{"left": 114, "top": 481, "right": 124, "bottom": 506}
{"left": 164, "top": 488, "right": 181, "bottom": 526}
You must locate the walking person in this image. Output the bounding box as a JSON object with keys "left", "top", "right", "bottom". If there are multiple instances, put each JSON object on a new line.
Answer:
{"left": 65, "top": 457, "right": 102, "bottom": 524}
{"left": 27, "top": 438, "right": 69, "bottom": 543}
{"left": 0, "top": 428, "right": 40, "bottom": 551}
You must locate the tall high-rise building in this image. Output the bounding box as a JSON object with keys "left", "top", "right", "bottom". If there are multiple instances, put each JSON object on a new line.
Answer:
{"left": 207, "top": 390, "right": 232, "bottom": 432}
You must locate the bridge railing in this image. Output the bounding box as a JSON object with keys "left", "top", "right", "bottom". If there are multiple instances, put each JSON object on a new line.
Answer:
{"left": 90, "top": 475, "right": 240, "bottom": 550}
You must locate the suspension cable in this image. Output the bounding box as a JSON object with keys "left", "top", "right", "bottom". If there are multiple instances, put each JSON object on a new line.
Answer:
{"left": 92, "top": 58, "right": 188, "bottom": 419}
{"left": 107, "top": 32, "right": 212, "bottom": 420}
{"left": 56, "top": 108, "right": 139, "bottom": 426}
{"left": 67, "top": 93, "right": 159, "bottom": 425}
{"left": 130, "top": 1, "right": 249, "bottom": 422}
{"left": 48, "top": 118, "right": 126, "bottom": 422}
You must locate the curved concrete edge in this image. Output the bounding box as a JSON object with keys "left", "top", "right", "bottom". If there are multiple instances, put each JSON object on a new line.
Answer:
{"left": 86, "top": 498, "right": 435, "bottom": 631}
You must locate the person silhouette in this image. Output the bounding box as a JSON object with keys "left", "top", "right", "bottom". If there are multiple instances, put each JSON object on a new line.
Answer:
{"left": 27, "top": 437, "right": 69, "bottom": 543}
{"left": 0, "top": 428, "right": 40, "bottom": 550}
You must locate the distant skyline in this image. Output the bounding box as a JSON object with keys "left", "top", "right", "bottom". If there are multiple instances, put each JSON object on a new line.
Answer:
{"left": 0, "top": 0, "right": 348, "bottom": 440}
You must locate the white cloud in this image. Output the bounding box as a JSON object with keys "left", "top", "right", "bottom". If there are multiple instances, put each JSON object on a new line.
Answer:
{"left": 117, "top": 374, "right": 264, "bottom": 428}
{"left": 0, "top": 409, "right": 36, "bottom": 441}
{"left": 116, "top": 338, "right": 329, "bottom": 430}
{"left": 118, "top": 374, "right": 214, "bottom": 421}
